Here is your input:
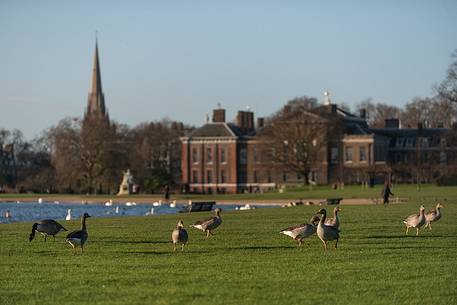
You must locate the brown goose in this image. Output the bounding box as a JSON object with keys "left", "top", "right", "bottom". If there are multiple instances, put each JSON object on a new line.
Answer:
{"left": 324, "top": 206, "right": 341, "bottom": 228}
{"left": 29, "top": 219, "right": 67, "bottom": 242}
{"left": 424, "top": 203, "right": 443, "bottom": 230}
{"left": 66, "top": 213, "right": 91, "bottom": 254}
{"left": 316, "top": 209, "right": 340, "bottom": 251}
{"left": 190, "top": 208, "right": 222, "bottom": 238}
{"left": 172, "top": 220, "right": 188, "bottom": 251}
{"left": 403, "top": 205, "right": 425, "bottom": 236}
{"left": 280, "top": 215, "right": 320, "bottom": 246}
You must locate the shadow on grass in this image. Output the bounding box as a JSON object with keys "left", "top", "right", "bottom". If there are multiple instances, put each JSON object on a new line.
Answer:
{"left": 366, "top": 235, "right": 447, "bottom": 239}
{"left": 229, "top": 245, "right": 296, "bottom": 250}
{"left": 101, "top": 240, "right": 170, "bottom": 244}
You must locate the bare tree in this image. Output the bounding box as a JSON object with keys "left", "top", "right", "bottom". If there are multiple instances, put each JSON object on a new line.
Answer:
{"left": 437, "top": 49, "right": 457, "bottom": 104}
{"left": 260, "top": 100, "right": 339, "bottom": 184}
{"left": 355, "top": 100, "right": 401, "bottom": 128}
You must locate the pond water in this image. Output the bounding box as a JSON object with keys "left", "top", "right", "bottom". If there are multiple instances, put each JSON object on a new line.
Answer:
{"left": 0, "top": 201, "right": 273, "bottom": 224}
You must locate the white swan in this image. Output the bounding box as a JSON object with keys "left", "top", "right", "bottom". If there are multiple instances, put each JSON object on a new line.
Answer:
{"left": 105, "top": 199, "right": 113, "bottom": 206}
{"left": 65, "top": 209, "right": 72, "bottom": 221}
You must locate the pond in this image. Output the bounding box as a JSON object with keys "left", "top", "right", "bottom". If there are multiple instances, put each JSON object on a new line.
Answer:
{"left": 0, "top": 201, "right": 274, "bottom": 224}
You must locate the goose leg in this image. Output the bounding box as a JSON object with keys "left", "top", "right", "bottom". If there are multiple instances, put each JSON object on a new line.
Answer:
{"left": 173, "top": 243, "right": 176, "bottom": 252}
{"left": 44, "top": 235, "right": 47, "bottom": 242}
{"left": 334, "top": 239, "right": 338, "bottom": 249}
{"left": 322, "top": 241, "right": 327, "bottom": 252}
{"left": 53, "top": 236, "right": 56, "bottom": 242}
{"left": 405, "top": 227, "right": 409, "bottom": 235}
{"left": 181, "top": 244, "right": 185, "bottom": 252}
{"left": 428, "top": 223, "right": 432, "bottom": 230}
{"left": 416, "top": 227, "right": 420, "bottom": 236}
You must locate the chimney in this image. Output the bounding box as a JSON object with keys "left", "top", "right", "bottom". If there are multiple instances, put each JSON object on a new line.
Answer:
{"left": 236, "top": 110, "right": 255, "bottom": 133}
{"left": 212, "top": 108, "right": 226, "bottom": 123}
{"left": 360, "top": 109, "right": 366, "bottom": 120}
{"left": 417, "top": 122, "right": 423, "bottom": 130}
{"left": 257, "top": 117, "right": 265, "bottom": 128}
{"left": 330, "top": 104, "right": 337, "bottom": 115}
{"left": 385, "top": 118, "right": 400, "bottom": 129}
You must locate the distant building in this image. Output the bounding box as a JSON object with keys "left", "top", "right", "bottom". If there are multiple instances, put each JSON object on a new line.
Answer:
{"left": 180, "top": 97, "right": 453, "bottom": 193}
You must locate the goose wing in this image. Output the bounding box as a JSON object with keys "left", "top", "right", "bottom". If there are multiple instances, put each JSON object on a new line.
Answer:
{"left": 66, "top": 230, "right": 84, "bottom": 240}
{"left": 280, "top": 223, "right": 307, "bottom": 233}
{"left": 403, "top": 213, "right": 418, "bottom": 224}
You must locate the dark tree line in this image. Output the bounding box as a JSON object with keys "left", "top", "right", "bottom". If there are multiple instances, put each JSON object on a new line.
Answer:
{"left": 0, "top": 118, "right": 191, "bottom": 194}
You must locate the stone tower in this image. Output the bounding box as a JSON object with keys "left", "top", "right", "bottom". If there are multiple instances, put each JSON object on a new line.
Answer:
{"left": 85, "top": 40, "right": 109, "bottom": 122}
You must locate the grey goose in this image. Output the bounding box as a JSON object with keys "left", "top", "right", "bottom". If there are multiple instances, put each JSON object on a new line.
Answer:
{"left": 190, "top": 208, "right": 222, "bottom": 238}
{"left": 66, "top": 213, "right": 91, "bottom": 254}
{"left": 172, "top": 220, "right": 188, "bottom": 251}
{"left": 403, "top": 205, "right": 426, "bottom": 236}
{"left": 316, "top": 209, "right": 340, "bottom": 251}
{"left": 324, "top": 206, "right": 341, "bottom": 228}
{"left": 280, "top": 215, "right": 320, "bottom": 246}
{"left": 29, "top": 219, "right": 68, "bottom": 242}
{"left": 424, "top": 203, "right": 443, "bottom": 230}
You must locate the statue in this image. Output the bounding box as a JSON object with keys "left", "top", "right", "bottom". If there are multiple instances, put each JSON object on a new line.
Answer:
{"left": 117, "top": 169, "right": 134, "bottom": 195}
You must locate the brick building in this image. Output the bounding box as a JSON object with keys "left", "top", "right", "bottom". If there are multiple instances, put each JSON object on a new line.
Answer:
{"left": 181, "top": 100, "right": 454, "bottom": 193}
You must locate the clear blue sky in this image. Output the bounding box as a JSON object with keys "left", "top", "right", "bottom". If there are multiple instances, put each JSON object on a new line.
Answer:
{"left": 1, "top": 0, "right": 456, "bottom": 139}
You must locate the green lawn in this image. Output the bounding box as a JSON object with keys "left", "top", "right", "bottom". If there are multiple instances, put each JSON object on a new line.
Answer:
{"left": 1, "top": 197, "right": 456, "bottom": 305}
{"left": 1, "top": 184, "right": 457, "bottom": 203}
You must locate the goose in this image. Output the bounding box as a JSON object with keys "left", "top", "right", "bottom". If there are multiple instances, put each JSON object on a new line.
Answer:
{"left": 280, "top": 215, "right": 320, "bottom": 246}
{"left": 316, "top": 209, "right": 340, "bottom": 251}
{"left": 324, "top": 207, "right": 341, "bottom": 228}
{"left": 115, "top": 206, "right": 120, "bottom": 214}
{"left": 29, "top": 219, "right": 67, "bottom": 242}
{"left": 153, "top": 200, "right": 162, "bottom": 207}
{"left": 172, "top": 220, "right": 188, "bottom": 251}
{"left": 5, "top": 210, "right": 12, "bottom": 218}
{"left": 403, "top": 205, "right": 426, "bottom": 236}
{"left": 66, "top": 213, "right": 91, "bottom": 254}
{"left": 105, "top": 199, "right": 113, "bottom": 206}
{"left": 65, "top": 209, "right": 72, "bottom": 221}
{"left": 424, "top": 203, "right": 443, "bottom": 230}
{"left": 190, "top": 208, "right": 222, "bottom": 238}
{"left": 145, "top": 207, "right": 154, "bottom": 216}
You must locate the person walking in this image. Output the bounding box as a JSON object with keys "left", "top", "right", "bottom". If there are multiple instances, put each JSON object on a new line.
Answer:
{"left": 381, "top": 181, "right": 394, "bottom": 206}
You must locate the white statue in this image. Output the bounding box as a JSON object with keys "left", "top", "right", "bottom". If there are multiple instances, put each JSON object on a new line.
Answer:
{"left": 117, "top": 169, "right": 134, "bottom": 195}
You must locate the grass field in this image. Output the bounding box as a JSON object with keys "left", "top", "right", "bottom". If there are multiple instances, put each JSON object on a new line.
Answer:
{"left": 1, "top": 193, "right": 457, "bottom": 305}
{"left": 1, "top": 184, "right": 457, "bottom": 204}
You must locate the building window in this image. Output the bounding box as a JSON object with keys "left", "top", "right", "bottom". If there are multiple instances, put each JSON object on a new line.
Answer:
{"left": 440, "top": 152, "right": 447, "bottom": 165}
{"left": 395, "top": 138, "right": 405, "bottom": 148}
{"left": 192, "top": 147, "right": 198, "bottom": 164}
{"left": 283, "top": 172, "right": 287, "bottom": 182}
{"left": 207, "top": 170, "right": 212, "bottom": 183}
{"left": 345, "top": 146, "right": 353, "bottom": 162}
{"left": 206, "top": 147, "right": 212, "bottom": 163}
{"left": 253, "top": 170, "right": 258, "bottom": 183}
{"left": 220, "top": 147, "right": 226, "bottom": 163}
{"left": 192, "top": 170, "right": 198, "bottom": 183}
{"left": 405, "top": 138, "right": 414, "bottom": 147}
{"left": 221, "top": 170, "right": 226, "bottom": 183}
{"left": 330, "top": 147, "right": 338, "bottom": 164}
{"left": 240, "top": 148, "right": 247, "bottom": 165}
{"left": 267, "top": 170, "right": 272, "bottom": 183}
{"left": 359, "top": 146, "right": 367, "bottom": 162}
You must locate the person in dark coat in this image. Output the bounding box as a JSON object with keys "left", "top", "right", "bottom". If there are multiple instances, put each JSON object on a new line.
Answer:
{"left": 381, "top": 181, "right": 394, "bottom": 206}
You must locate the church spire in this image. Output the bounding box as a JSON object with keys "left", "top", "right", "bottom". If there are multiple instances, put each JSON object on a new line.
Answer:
{"left": 86, "top": 39, "right": 107, "bottom": 119}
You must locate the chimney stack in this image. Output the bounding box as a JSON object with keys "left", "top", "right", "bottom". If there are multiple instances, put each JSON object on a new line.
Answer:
{"left": 236, "top": 110, "right": 255, "bottom": 133}
{"left": 212, "top": 108, "right": 226, "bottom": 123}
{"left": 257, "top": 117, "right": 265, "bottom": 128}
{"left": 385, "top": 118, "right": 400, "bottom": 129}
{"left": 360, "top": 109, "right": 366, "bottom": 120}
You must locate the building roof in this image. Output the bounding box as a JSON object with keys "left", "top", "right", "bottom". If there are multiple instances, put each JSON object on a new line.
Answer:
{"left": 188, "top": 123, "right": 239, "bottom": 138}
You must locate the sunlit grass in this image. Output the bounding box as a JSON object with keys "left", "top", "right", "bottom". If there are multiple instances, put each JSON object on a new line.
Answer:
{"left": 1, "top": 198, "right": 456, "bottom": 305}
